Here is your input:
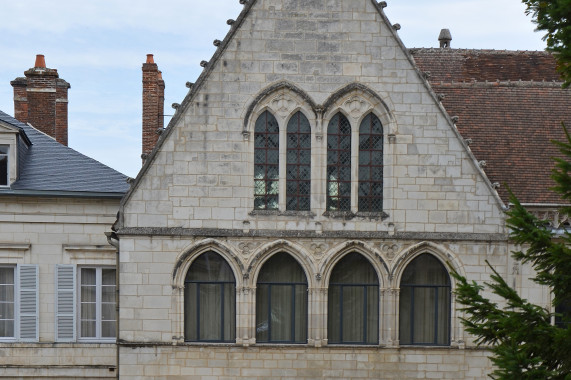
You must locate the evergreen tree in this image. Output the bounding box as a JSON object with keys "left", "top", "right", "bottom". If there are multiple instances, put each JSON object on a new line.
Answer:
{"left": 451, "top": 125, "right": 571, "bottom": 379}
{"left": 521, "top": 0, "right": 571, "bottom": 87}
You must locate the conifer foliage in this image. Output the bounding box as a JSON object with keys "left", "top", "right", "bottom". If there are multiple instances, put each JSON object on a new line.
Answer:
{"left": 521, "top": 0, "right": 571, "bottom": 87}
{"left": 451, "top": 125, "right": 571, "bottom": 379}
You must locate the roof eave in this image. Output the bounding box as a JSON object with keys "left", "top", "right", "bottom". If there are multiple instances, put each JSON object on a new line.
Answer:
{"left": 0, "top": 189, "right": 125, "bottom": 199}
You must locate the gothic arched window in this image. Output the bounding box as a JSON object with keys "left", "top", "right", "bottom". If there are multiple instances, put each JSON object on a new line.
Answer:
{"left": 185, "top": 252, "right": 236, "bottom": 342}
{"left": 256, "top": 253, "right": 307, "bottom": 343}
{"left": 327, "top": 113, "right": 351, "bottom": 211}
{"left": 358, "top": 113, "right": 383, "bottom": 212}
{"left": 399, "top": 253, "right": 451, "bottom": 346}
{"left": 286, "top": 111, "right": 311, "bottom": 211}
{"left": 254, "top": 111, "right": 279, "bottom": 210}
{"left": 328, "top": 252, "right": 379, "bottom": 344}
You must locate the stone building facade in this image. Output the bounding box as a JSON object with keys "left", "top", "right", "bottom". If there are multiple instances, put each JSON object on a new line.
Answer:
{"left": 112, "top": 0, "right": 563, "bottom": 378}
{"left": 0, "top": 57, "right": 128, "bottom": 378}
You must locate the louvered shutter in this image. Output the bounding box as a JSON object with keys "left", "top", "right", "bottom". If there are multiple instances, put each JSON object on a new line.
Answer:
{"left": 55, "top": 265, "right": 75, "bottom": 342}
{"left": 18, "top": 265, "right": 38, "bottom": 342}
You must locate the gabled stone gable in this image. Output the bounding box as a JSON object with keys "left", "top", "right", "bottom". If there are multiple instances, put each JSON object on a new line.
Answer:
{"left": 120, "top": 0, "right": 505, "bottom": 235}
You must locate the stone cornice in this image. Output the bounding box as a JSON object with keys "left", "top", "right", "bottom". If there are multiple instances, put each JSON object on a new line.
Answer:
{"left": 116, "top": 227, "right": 507, "bottom": 242}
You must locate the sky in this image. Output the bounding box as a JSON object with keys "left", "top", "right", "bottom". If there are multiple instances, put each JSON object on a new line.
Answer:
{"left": 0, "top": 0, "right": 547, "bottom": 178}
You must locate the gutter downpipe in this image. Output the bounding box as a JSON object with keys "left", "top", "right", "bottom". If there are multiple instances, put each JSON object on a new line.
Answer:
{"left": 106, "top": 231, "right": 120, "bottom": 379}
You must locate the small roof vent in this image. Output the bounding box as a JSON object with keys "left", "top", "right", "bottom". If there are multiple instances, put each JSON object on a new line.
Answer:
{"left": 438, "top": 29, "right": 452, "bottom": 48}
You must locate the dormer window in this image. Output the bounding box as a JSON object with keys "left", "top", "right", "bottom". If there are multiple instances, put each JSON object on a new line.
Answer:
{"left": 0, "top": 145, "right": 8, "bottom": 186}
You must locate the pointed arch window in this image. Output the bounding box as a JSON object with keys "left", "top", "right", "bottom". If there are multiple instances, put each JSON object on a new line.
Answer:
{"left": 327, "top": 113, "right": 351, "bottom": 211}
{"left": 358, "top": 113, "right": 383, "bottom": 212}
{"left": 185, "top": 251, "right": 236, "bottom": 342}
{"left": 286, "top": 112, "right": 311, "bottom": 211}
{"left": 328, "top": 253, "right": 379, "bottom": 344}
{"left": 399, "top": 253, "right": 451, "bottom": 346}
{"left": 256, "top": 253, "right": 307, "bottom": 343}
{"left": 254, "top": 111, "right": 279, "bottom": 210}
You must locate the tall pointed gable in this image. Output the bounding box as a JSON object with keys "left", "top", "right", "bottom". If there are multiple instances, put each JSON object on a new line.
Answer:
{"left": 119, "top": 0, "right": 505, "bottom": 235}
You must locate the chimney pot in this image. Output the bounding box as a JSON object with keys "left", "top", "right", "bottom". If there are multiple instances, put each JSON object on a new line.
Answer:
{"left": 146, "top": 54, "right": 155, "bottom": 64}
{"left": 438, "top": 29, "right": 452, "bottom": 48}
{"left": 34, "top": 54, "right": 46, "bottom": 68}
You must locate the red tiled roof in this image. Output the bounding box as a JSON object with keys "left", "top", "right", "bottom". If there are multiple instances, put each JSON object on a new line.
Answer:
{"left": 411, "top": 49, "right": 571, "bottom": 204}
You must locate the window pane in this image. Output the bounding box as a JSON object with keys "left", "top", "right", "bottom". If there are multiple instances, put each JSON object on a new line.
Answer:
{"left": 81, "top": 268, "right": 96, "bottom": 285}
{"left": 327, "top": 113, "right": 351, "bottom": 211}
{"left": 270, "top": 285, "right": 293, "bottom": 341}
{"left": 185, "top": 283, "right": 198, "bottom": 340}
{"left": 186, "top": 251, "right": 235, "bottom": 282}
{"left": 286, "top": 112, "right": 311, "bottom": 211}
{"left": 184, "top": 252, "right": 235, "bottom": 342}
{"left": 358, "top": 113, "right": 383, "bottom": 212}
{"left": 0, "top": 156, "right": 7, "bottom": 186}
{"left": 343, "top": 286, "right": 365, "bottom": 342}
{"left": 555, "top": 298, "right": 571, "bottom": 328}
{"left": 399, "top": 254, "right": 451, "bottom": 345}
{"left": 256, "top": 285, "right": 269, "bottom": 342}
{"left": 81, "top": 303, "right": 96, "bottom": 319}
{"left": 81, "top": 320, "right": 96, "bottom": 338}
{"left": 254, "top": 111, "right": 280, "bottom": 210}
{"left": 81, "top": 286, "right": 96, "bottom": 303}
{"left": 401, "top": 254, "right": 450, "bottom": 286}
{"left": 102, "top": 269, "right": 115, "bottom": 285}
{"left": 257, "top": 253, "right": 306, "bottom": 283}
{"left": 101, "top": 321, "right": 116, "bottom": 338}
{"left": 328, "top": 253, "right": 379, "bottom": 344}
{"left": 257, "top": 253, "right": 307, "bottom": 343}
{"left": 0, "top": 320, "right": 14, "bottom": 337}
{"left": 199, "top": 284, "right": 222, "bottom": 341}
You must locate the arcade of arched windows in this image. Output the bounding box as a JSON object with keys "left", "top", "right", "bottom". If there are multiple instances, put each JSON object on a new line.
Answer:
{"left": 175, "top": 239, "right": 464, "bottom": 348}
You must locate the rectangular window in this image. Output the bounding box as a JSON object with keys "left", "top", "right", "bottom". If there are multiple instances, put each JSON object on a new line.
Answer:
{"left": 0, "top": 145, "right": 8, "bottom": 186}
{"left": 79, "top": 267, "right": 116, "bottom": 340}
{"left": 0, "top": 265, "right": 38, "bottom": 342}
{"left": 0, "top": 267, "right": 15, "bottom": 338}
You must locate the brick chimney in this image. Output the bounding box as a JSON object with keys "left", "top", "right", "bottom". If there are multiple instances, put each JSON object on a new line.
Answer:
{"left": 10, "top": 55, "right": 70, "bottom": 146}
{"left": 142, "top": 54, "right": 165, "bottom": 162}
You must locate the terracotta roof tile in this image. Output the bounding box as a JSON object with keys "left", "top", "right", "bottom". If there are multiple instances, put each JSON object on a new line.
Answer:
{"left": 411, "top": 49, "right": 571, "bottom": 204}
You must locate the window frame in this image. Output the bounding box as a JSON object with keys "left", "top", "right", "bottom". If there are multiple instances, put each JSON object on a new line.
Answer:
{"left": 77, "top": 266, "right": 116, "bottom": 342}
{"left": 358, "top": 113, "right": 384, "bottom": 213}
{"left": 254, "top": 110, "right": 280, "bottom": 211}
{"left": 255, "top": 253, "right": 308, "bottom": 344}
{"left": 399, "top": 254, "right": 452, "bottom": 346}
{"left": 286, "top": 111, "right": 312, "bottom": 212}
{"left": 0, "top": 266, "right": 16, "bottom": 341}
{"left": 184, "top": 252, "right": 236, "bottom": 343}
{"left": 327, "top": 252, "right": 380, "bottom": 345}
{"left": 326, "top": 113, "right": 352, "bottom": 212}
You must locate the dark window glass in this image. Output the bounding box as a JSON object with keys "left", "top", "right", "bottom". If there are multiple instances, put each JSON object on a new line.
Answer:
{"left": 358, "top": 113, "right": 383, "bottom": 212}
{"left": 399, "top": 254, "right": 451, "bottom": 346}
{"left": 555, "top": 298, "right": 571, "bottom": 328}
{"left": 185, "top": 252, "right": 236, "bottom": 342}
{"left": 256, "top": 253, "right": 307, "bottom": 343}
{"left": 328, "top": 253, "right": 379, "bottom": 344}
{"left": 0, "top": 145, "right": 8, "bottom": 186}
{"left": 327, "top": 113, "right": 351, "bottom": 211}
{"left": 286, "top": 112, "right": 311, "bottom": 211}
{"left": 254, "top": 111, "right": 279, "bottom": 210}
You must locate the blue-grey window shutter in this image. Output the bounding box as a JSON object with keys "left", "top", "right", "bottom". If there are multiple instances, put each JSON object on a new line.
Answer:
{"left": 55, "top": 265, "right": 75, "bottom": 342}
{"left": 18, "top": 265, "right": 39, "bottom": 342}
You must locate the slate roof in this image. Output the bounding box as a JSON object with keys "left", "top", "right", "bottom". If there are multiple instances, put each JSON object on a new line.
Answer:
{"left": 411, "top": 49, "right": 571, "bottom": 204}
{"left": 0, "top": 110, "right": 129, "bottom": 196}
